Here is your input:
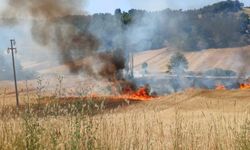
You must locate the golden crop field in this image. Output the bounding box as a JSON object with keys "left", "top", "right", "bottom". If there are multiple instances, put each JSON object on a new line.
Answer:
{"left": 1, "top": 1, "right": 250, "bottom": 150}
{"left": 0, "top": 82, "right": 249, "bottom": 150}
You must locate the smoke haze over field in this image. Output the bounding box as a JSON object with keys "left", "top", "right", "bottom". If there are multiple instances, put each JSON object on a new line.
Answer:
{"left": 0, "top": 0, "right": 250, "bottom": 95}
{"left": 0, "top": 0, "right": 101, "bottom": 74}
{"left": 0, "top": 0, "right": 249, "bottom": 80}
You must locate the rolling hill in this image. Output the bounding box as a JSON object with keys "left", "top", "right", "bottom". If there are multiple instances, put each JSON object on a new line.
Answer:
{"left": 21, "top": 45, "right": 250, "bottom": 77}
{"left": 244, "top": 7, "right": 250, "bottom": 15}
{"left": 133, "top": 45, "right": 250, "bottom": 76}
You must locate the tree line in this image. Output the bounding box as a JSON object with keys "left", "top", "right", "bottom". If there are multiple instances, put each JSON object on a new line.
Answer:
{"left": 65, "top": 0, "right": 250, "bottom": 52}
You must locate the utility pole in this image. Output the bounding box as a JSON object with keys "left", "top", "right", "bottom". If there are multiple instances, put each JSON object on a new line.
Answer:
{"left": 7, "top": 39, "right": 19, "bottom": 107}
{"left": 129, "top": 52, "right": 134, "bottom": 78}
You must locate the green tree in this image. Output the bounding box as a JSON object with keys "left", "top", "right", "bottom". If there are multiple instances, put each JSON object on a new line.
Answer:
{"left": 167, "top": 52, "right": 189, "bottom": 74}
{"left": 121, "top": 12, "right": 132, "bottom": 25}
{"left": 114, "top": 9, "right": 122, "bottom": 16}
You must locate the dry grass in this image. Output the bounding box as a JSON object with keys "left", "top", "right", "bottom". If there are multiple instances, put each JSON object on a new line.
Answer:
{"left": 244, "top": 8, "right": 250, "bottom": 16}
{"left": 133, "top": 45, "right": 250, "bottom": 74}
{"left": 0, "top": 79, "right": 250, "bottom": 149}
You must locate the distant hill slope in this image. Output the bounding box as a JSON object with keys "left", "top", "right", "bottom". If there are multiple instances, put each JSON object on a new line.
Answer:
{"left": 22, "top": 45, "right": 250, "bottom": 77}
{"left": 133, "top": 45, "right": 250, "bottom": 75}
{"left": 244, "top": 8, "right": 250, "bottom": 15}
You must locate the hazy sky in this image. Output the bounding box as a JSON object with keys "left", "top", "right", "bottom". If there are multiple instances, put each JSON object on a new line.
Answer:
{"left": 85, "top": 0, "right": 250, "bottom": 14}
{"left": 0, "top": 0, "right": 249, "bottom": 14}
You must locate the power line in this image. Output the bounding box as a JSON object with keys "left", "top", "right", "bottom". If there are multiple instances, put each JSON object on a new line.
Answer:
{"left": 134, "top": 50, "right": 168, "bottom": 69}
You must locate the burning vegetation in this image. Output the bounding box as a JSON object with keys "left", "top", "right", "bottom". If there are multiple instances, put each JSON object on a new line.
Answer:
{"left": 1, "top": 1, "right": 250, "bottom": 149}
{"left": 240, "top": 83, "right": 250, "bottom": 89}
{"left": 0, "top": 0, "right": 159, "bottom": 101}
{"left": 0, "top": 0, "right": 250, "bottom": 101}
{"left": 215, "top": 84, "right": 226, "bottom": 90}
{"left": 88, "top": 85, "right": 154, "bottom": 101}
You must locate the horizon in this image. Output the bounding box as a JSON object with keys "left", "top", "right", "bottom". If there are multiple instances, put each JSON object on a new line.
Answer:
{"left": 0, "top": 0, "right": 250, "bottom": 15}
{"left": 85, "top": 0, "right": 250, "bottom": 14}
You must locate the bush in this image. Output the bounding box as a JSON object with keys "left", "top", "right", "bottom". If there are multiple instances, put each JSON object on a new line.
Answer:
{"left": 204, "top": 68, "right": 237, "bottom": 76}
{"left": 167, "top": 52, "right": 189, "bottom": 74}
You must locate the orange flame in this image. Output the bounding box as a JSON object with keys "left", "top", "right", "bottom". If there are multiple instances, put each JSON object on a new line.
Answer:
{"left": 240, "top": 83, "right": 250, "bottom": 90}
{"left": 125, "top": 87, "right": 153, "bottom": 100}
{"left": 86, "top": 86, "right": 154, "bottom": 101}
{"left": 215, "top": 84, "right": 226, "bottom": 90}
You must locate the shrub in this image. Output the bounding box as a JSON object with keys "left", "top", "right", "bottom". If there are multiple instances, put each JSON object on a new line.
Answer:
{"left": 167, "top": 52, "right": 189, "bottom": 74}
{"left": 204, "top": 68, "right": 237, "bottom": 76}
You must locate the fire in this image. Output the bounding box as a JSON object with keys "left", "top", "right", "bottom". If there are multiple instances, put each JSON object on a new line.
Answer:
{"left": 215, "top": 84, "right": 226, "bottom": 90}
{"left": 123, "top": 84, "right": 155, "bottom": 101}
{"left": 240, "top": 83, "right": 250, "bottom": 90}
{"left": 215, "top": 82, "right": 250, "bottom": 90}
{"left": 109, "top": 85, "right": 154, "bottom": 101}
{"left": 124, "top": 86, "right": 153, "bottom": 101}
{"left": 85, "top": 85, "right": 155, "bottom": 101}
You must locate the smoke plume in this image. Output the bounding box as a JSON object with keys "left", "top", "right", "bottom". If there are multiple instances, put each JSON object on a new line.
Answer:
{"left": 1, "top": 0, "right": 84, "bottom": 20}
{"left": 1, "top": 0, "right": 104, "bottom": 75}
{"left": 80, "top": 51, "right": 126, "bottom": 80}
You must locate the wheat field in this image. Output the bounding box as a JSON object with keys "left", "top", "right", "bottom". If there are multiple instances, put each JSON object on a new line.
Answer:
{"left": 0, "top": 80, "right": 250, "bottom": 150}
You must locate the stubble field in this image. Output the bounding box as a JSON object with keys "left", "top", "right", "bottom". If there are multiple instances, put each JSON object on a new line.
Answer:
{"left": 0, "top": 79, "right": 249, "bottom": 149}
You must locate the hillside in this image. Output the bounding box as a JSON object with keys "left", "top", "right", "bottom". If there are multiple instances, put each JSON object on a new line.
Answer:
{"left": 244, "top": 7, "right": 250, "bottom": 15}
{"left": 20, "top": 45, "right": 250, "bottom": 77}
{"left": 62, "top": 0, "right": 250, "bottom": 52}
{"left": 133, "top": 45, "right": 250, "bottom": 76}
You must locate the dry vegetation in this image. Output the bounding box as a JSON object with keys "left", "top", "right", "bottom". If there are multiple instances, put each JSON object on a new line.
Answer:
{"left": 0, "top": 78, "right": 250, "bottom": 150}
{"left": 244, "top": 8, "right": 250, "bottom": 15}
{"left": 133, "top": 45, "right": 250, "bottom": 74}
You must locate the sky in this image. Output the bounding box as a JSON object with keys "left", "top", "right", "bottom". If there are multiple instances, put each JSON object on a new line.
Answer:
{"left": 0, "top": 0, "right": 249, "bottom": 14}
{"left": 85, "top": 0, "right": 250, "bottom": 14}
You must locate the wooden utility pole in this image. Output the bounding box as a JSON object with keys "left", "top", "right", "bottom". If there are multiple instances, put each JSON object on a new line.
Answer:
{"left": 129, "top": 52, "right": 134, "bottom": 78}
{"left": 131, "top": 52, "right": 134, "bottom": 78}
{"left": 7, "top": 39, "right": 19, "bottom": 107}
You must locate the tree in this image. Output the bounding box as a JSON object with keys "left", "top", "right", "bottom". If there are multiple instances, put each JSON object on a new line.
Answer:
{"left": 68, "top": 1, "right": 250, "bottom": 52}
{"left": 121, "top": 12, "right": 132, "bottom": 25}
{"left": 167, "top": 52, "right": 189, "bottom": 74}
{"left": 115, "top": 9, "right": 122, "bottom": 16}
{"left": 142, "top": 62, "right": 148, "bottom": 76}
{"left": 204, "top": 68, "right": 237, "bottom": 76}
